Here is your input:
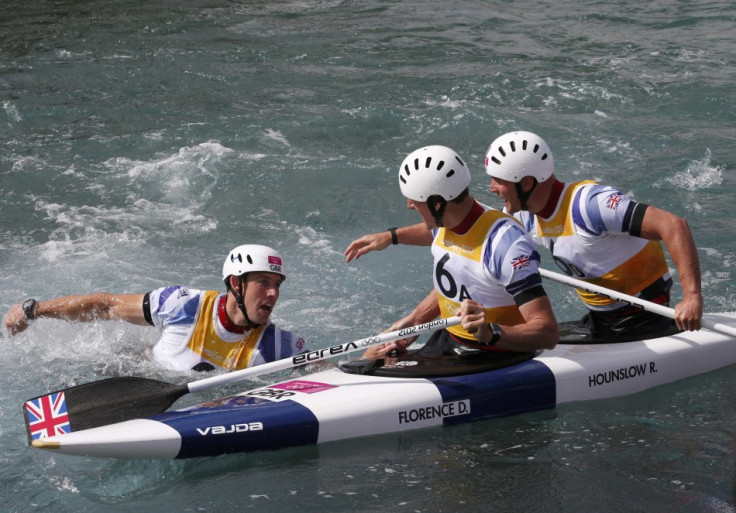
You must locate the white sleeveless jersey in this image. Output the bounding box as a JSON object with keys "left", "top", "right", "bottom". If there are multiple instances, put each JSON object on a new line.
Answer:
{"left": 431, "top": 202, "right": 543, "bottom": 340}
{"left": 514, "top": 181, "right": 670, "bottom": 311}
{"left": 147, "top": 286, "right": 305, "bottom": 371}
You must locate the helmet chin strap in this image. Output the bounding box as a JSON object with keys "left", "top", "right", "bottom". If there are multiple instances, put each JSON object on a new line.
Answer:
{"left": 226, "top": 275, "right": 262, "bottom": 329}
{"left": 515, "top": 178, "right": 538, "bottom": 211}
{"left": 428, "top": 196, "right": 448, "bottom": 227}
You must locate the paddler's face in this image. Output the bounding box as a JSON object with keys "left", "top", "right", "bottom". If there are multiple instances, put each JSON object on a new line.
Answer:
{"left": 407, "top": 198, "right": 439, "bottom": 229}
{"left": 489, "top": 176, "right": 521, "bottom": 213}
{"left": 241, "top": 271, "right": 283, "bottom": 325}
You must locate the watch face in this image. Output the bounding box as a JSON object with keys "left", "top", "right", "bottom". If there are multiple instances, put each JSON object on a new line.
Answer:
{"left": 22, "top": 299, "right": 36, "bottom": 320}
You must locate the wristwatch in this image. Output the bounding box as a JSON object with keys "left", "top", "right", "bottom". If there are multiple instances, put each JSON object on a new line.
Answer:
{"left": 484, "top": 322, "right": 502, "bottom": 346}
{"left": 22, "top": 298, "right": 38, "bottom": 321}
{"left": 388, "top": 227, "right": 398, "bottom": 245}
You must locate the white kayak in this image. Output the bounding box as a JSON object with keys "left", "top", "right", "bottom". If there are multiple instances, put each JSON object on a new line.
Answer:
{"left": 30, "top": 312, "right": 736, "bottom": 460}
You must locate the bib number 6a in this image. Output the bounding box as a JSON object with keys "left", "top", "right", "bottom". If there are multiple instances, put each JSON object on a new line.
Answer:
{"left": 436, "top": 254, "right": 472, "bottom": 302}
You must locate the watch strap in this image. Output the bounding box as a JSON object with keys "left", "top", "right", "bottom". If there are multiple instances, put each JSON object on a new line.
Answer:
{"left": 22, "top": 298, "right": 38, "bottom": 321}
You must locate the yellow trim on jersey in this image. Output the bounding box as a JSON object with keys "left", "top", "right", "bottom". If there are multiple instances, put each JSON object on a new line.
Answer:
{"left": 187, "top": 291, "right": 264, "bottom": 370}
{"left": 576, "top": 241, "right": 669, "bottom": 307}
{"left": 535, "top": 180, "right": 596, "bottom": 238}
{"left": 435, "top": 210, "right": 504, "bottom": 260}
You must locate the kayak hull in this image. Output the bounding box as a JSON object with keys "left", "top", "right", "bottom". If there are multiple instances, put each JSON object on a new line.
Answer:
{"left": 32, "top": 316, "right": 736, "bottom": 459}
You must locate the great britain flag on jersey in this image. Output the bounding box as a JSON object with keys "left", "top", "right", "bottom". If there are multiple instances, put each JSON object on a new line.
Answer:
{"left": 606, "top": 192, "right": 623, "bottom": 210}
{"left": 24, "top": 391, "right": 71, "bottom": 440}
{"left": 511, "top": 254, "right": 531, "bottom": 270}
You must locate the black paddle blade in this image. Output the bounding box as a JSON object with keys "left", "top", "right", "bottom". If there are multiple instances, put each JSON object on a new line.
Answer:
{"left": 23, "top": 376, "right": 189, "bottom": 445}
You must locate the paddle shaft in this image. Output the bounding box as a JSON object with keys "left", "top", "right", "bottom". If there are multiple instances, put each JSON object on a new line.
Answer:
{"left": 539, "top": 268, "right": 736, "bottom": 338}
{"left": 187, "top": 316, "right": 460, "bottom": 393}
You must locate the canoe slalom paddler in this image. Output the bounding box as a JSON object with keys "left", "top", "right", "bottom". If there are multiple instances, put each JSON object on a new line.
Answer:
{"left": 4, "top": 244, "right": 306, "bottom": 372}
{"left": 346, "top": 145, "right": 559, "bottom": 360}
{"left": 483, "top": 130, "right": 702, "bottom": 338}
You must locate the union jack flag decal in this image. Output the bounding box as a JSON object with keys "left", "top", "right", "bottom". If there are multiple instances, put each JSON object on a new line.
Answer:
{"left": 24, "top": 391, "right": 71, "bottom": 440}
{"left": 606, "top": 192, "right": 623, "bottom": 210}
{"left": 511, "top": 254, "right": 531, "bottom": 270}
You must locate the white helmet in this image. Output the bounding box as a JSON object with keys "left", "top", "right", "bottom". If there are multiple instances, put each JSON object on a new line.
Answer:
{"left": 485, "top": 131, "right": 554, "bottom": 183}
{"left": 398, "top": 145, "right": 471, "bottom": 202}
{"left": 222, "top": 244, "right": 285, "bottom": 282}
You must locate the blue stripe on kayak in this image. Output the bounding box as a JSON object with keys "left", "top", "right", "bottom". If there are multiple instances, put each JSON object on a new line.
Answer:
{"left": 430, "top": 359, "right": 557, "bottom": 425}
{"left": 152, "top": 396, "right": 319, "bottom": 459}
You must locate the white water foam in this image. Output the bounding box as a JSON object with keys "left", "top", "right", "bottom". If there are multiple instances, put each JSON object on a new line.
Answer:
{"left": 665, "top": 149, "right": 724, "bottom": 190}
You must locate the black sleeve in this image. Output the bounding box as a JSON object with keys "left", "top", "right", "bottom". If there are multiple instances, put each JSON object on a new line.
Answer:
{"left": 506, "top": 273, "right": 548, "bottom": 307}
{"left": 142, "top": 292, "right": 154, "bottom": 326}
{"left": 623, "top": 202, "right": 649, "bottom": 238}
{"left": 513, "top": 285, "right": 548, "bottom": 307}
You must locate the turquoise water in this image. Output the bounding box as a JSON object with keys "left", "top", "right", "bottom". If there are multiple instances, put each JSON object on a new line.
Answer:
{"left": 1, "top": 1, "right": 735, "bottom": 511}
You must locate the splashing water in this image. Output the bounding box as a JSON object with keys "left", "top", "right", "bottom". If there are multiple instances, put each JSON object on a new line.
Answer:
{"left": 666, "top": 149, "right": 725, "bottom": 191}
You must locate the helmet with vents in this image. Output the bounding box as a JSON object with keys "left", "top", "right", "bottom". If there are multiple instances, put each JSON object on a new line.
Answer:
{"left": 222, "top": 244, "right": 285, "bottom": 283}
{"left": 398, "top": 145, "right": 471, "bottom": 202}
{"left": 484, "top": 131, "right": 554, "bottom": 183}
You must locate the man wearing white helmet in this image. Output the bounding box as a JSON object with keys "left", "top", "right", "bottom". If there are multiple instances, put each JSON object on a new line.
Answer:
{"left": 484, "top": 130, "right": 702, "bottom": 338}
{"left": 4, "top": 244, "right": 305, "bottom": 371}
{"left": 346, "top": 145, "right": 558, "bottom": 358}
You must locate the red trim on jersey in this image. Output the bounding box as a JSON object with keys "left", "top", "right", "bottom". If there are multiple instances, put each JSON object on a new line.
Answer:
{"left": 537, "top": 179, "right": 565, "bottom": 219}
{"left": 217, "top": 295, "right": 249, "bottom": 334}
{"left": 452, "top": 200, "right": 485, "bottom": 235}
